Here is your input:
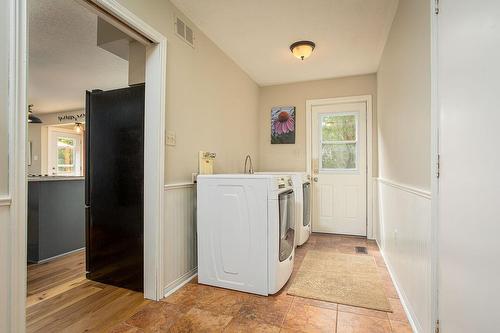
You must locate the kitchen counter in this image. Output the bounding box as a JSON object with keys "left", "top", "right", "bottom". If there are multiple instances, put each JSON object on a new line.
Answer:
{"left": 28, "top": 176, "right": 85, "bottom": 182}
{"left": 28, "top": 177, "right": 85, "bottom": 263}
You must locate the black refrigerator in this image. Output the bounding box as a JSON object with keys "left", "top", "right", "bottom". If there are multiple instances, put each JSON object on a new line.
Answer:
{"left": 85, "top": 84, "right": 145, "bottom": 292}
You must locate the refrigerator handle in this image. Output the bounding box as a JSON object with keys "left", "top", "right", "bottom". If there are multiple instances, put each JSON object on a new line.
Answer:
{"left": 85, "top": 91, "right": 91, "bottom": 206}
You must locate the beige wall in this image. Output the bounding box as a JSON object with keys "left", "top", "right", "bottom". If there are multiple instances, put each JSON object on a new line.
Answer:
{"left": 116, "top": 0, "right": 260, "bottom": 183}
{"left": 375, "top": 1, "right": 432, "bottom": 331}
{"left": 258, "top": 74, "right": 377, "bottom": 173}
{"left": 377, "top": 0, "right": 431, "bottom": 190}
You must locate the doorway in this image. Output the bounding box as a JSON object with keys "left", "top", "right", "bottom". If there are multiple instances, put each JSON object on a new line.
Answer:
{"left": 6, "top": 0, "right": 167, "bottom": 330}
{"left": 306, "top": 96, "right": 373, "bottom": 238}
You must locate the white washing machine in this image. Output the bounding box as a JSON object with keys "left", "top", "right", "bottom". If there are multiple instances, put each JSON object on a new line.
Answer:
{"left": 197, "top": 174, "right": 295, "bottom": 296}
{"left": 257, "top": 172, "right": 311, "bottom": 246}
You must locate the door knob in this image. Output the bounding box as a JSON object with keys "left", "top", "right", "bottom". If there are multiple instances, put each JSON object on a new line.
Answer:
{"left": 313, "top": 177, "right": 318, "bottom": 182}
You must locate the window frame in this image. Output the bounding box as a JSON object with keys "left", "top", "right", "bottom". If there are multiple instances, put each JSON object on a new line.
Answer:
{"left": 318, "top": 111, "right": 360, "bottom": 174}
{"left": 56, "top": 136, "right": 77, "bottom": 175}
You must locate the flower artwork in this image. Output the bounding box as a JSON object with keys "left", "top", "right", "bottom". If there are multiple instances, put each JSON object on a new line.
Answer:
{"left": 271, "top": 106, "right": 296, "bottom": 144}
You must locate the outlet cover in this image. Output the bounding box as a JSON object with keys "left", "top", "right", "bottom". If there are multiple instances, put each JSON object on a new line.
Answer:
{"left": 166, "top": 131, "right": 176, "bottom": 146}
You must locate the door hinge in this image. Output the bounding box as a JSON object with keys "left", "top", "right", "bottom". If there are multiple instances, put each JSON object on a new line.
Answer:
{"left": 437, "top": 154, "right": 441, "bottom": 178}
{"left": 435, "top": 0, "right": 440, "bottom": 15}
{"left": 435, "top": 319, "right": 440, "bottom": 333}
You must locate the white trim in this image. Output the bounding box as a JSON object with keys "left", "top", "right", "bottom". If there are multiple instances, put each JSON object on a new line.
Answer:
{"left": 9, "top": 0, "right": 28, "bottom": 331}
{"left": 164, "top": 183, "right": 195, "bottom": 190}
{"left": 163, "top": 270, "right": 198, "bottom": 298}
{"left": 377, "top": 178, "right": 432, "bottom": 200}
{"left": 430, "top": 0, "right": 440, "bottom": 331}
{"left": 305, "top": 95, "right": 374, "bottom": 239}
{"left": 91, "top": 0, "right": 164, "bottom": 43}
{"left": 0, "top": 196, "right": 12, "bottom": 206}
{"left": 377, "top": 240, "right": 421, "bottom": 333}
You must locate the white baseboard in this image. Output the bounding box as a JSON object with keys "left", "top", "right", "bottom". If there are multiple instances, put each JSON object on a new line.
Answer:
{"left": 377, "top": 241, "right": 419, "bottom": 333}
{"left": 163, "top": 268, "right": 197, "bottom": 298}
{"left": 31, "top": 247, "right": 85, "bottom": 264}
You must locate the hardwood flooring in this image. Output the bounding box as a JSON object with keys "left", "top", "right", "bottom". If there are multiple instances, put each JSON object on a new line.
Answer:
{"left": 26, "top": 250, "right": 151, "bottom": 333}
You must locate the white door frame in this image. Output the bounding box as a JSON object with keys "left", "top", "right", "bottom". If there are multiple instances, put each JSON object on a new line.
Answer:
{"left": 305, "top": 95, "right": 374, "bottom": 239}
{"left": 8, "top": 0, "right": 167, "bottom": 330}
{"left": 430, "top": 0, "right": 440, "bottom": 331}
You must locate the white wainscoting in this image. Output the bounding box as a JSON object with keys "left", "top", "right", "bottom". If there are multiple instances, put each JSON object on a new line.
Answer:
{"left": 0, "top": 204, "right": 11, "bottom": 333}
{"left": 375, "top": 178, "right": 432, "bottom": 333}
{"left": 163, "top": 183, "right": 197, "bottom": 297}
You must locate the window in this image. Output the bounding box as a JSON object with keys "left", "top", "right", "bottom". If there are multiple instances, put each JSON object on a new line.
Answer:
{"left": 57, "top": 137, "right": 77, "bottom": 174}
{"left": 320, "top": 113, "right": 358, "bottom": 171}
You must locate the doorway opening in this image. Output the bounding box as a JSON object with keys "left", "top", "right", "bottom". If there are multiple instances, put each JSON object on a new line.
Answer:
{"left": 17, "top": 0, "right": 167, "bottom": 331}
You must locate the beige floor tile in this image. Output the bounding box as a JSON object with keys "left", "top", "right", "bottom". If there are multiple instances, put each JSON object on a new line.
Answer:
{"left": 125, "top": 302, "right": 183, "bottom": 331}
{"left": 390, "top": 320, "right": 413, "bottom": 333}
{"left": 224, "top": 318, "right": 281, "bottom": 332}
{"left": 282, "top": 301, "right": 336, "bottom": 333}
{"left": 235, "top": 296, "right": 292, "bottom": 327}
{"left": 169, "top": 307, "right": 233, "bottom": 332}
{"left": 387, "top": 298, "right": 409, "bottom": 323}
{"left": 336, "top": 311, "right": 392, "bottom": 333}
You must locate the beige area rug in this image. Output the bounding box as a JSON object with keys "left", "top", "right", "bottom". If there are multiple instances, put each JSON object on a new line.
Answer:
{"left": 287, "top": 251, "right": 392, "bottom": 312}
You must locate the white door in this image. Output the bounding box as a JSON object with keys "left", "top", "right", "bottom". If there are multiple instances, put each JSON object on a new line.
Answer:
{"left": 48, "top": 129, "right": 82, "bottom": 176}
{"left": 311, "top": 102, "right": 367, "bottom": 236}
{"left": 437, "top": 1, "right": 500, "bottom": 331}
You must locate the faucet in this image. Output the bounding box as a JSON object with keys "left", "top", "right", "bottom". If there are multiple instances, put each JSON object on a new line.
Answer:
{"left": 244, "top": 155, "right": 254, "bottom": 174}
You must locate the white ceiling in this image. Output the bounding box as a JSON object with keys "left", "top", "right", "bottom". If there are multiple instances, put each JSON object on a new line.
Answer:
{"left": 171, "top": 0, "right": 398, "bottom": 86}
{"left": 28, "top": 0, "right": 129, "bottom": 113}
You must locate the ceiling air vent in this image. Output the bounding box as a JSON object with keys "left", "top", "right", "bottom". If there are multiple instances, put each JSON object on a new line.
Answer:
{"left": 175, "top": 16, "right": 194, "bottom": 47}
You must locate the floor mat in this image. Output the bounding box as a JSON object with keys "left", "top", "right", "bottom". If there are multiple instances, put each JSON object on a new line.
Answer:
{"left": 287, "top": 250, "right": 392, "bottom": 312}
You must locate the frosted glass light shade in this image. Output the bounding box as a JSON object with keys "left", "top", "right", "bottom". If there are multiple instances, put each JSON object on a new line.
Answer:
{"left": 290, "top": 41, "right": 315, "bottom": 60}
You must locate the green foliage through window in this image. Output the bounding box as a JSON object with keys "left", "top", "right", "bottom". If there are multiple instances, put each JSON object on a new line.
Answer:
{"left": 320, "top": 114, "right": 358, "bottom": 170}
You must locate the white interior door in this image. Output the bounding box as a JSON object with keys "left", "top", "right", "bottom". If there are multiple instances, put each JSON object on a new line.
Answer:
{"left": 48, "top": 128, "right": 82, "bottom": 176}
{"left": 311, "top": 102, "right": 367, "bottom": 236}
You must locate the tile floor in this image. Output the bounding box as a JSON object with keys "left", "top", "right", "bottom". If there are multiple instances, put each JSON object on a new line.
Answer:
{"left": 111, "top": 233, "right": 412, "bottom": 333}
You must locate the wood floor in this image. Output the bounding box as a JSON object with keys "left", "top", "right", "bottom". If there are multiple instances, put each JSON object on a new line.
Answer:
{"left": 26, "top": 250, "right": 151, "bottom": 333}
{"left": 27, "top": 234, "right": 412, "bottom": 332}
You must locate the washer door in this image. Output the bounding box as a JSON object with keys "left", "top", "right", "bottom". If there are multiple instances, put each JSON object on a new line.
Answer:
{"left": 278, "top": 189, "right": 295, "bottom": 262}
{"left": 302, "top": 182, "right": 311, "bottom": 227}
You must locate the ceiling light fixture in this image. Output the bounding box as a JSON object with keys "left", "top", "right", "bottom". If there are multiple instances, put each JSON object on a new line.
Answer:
{"left": 74, "top": 122, "right": 82, "bottom": 134}
{"left": 28, "top": 104, "right": 42, "bottom": 124}
{"left": 290, "top": 40, "right": 316, "bottom": 60}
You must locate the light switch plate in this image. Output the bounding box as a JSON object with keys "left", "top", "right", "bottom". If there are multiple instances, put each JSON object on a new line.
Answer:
{"left": 166, "top": 131, "right": 176, "bottom": 146}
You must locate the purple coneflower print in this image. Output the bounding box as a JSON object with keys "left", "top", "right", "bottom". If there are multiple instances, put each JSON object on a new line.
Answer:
{"left": 271, "top": 107, "right": 295, "bottom": 135}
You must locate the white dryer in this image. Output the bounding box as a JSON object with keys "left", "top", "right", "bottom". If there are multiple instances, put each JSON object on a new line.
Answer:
{"left": 197, "top": 174, "right": 295, "bottom": 296}
{"left": 257, "top": 172, "right": 311, "bottom": 246}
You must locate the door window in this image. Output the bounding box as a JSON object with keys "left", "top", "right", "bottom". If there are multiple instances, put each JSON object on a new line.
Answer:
{"left": 320, "top": 113, "right": 358, "bottom": 171}
{"left": 57, "top": 137, "right": 77, "bottom": 174}
{"left": 278, "top": 190, "right": 295, "bottom": 262}
{"left": 48, "top": 129, "right": 82, "bottom": 176}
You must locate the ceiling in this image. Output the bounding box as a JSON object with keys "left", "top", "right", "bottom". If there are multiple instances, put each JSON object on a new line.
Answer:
{"left": 28, "top": 0, "right": 129, "bottom": 113}
{"left": 171, "top": 0, "right": 398, "bottom": 86}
